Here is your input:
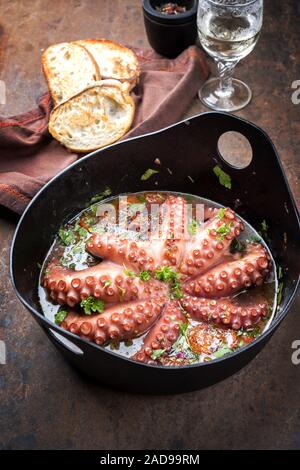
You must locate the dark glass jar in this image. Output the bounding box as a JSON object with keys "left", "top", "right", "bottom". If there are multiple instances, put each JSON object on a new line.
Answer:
{"left": 142, "top": 0, "right": 198, "bottom": 58}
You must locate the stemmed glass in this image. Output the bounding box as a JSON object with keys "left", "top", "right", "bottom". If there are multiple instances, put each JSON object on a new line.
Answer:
{"left": 197, "top": 0, "right": 263, "bottom": 112}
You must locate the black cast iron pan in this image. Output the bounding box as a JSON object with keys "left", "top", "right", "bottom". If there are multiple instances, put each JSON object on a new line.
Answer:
{"left": 10, "top": 112, "right": 300, "bottom": 394}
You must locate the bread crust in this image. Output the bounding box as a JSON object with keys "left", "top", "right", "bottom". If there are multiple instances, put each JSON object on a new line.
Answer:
{"left": 42, "top": 42, "right": 101, "bottom": 106}
{"left": 75, "top": 38, "right": 140, "bottom": 87}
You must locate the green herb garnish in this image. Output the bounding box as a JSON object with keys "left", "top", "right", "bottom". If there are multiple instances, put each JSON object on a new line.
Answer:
{"left": 217, "top": 208, "right": 226, "bottom": 219}
{"left": 103, "top": 280, "right": 111, "bottom": 287}
{"left": 136, "top": 194, "right": 146, "bottom": 203}
{"left": 58, "top": 228, "right": 76, "bottom": 246}
{"left": 155, "top": 265, "right": 178, "bottom": 283}
{"left": 277, "top": 282, "right": 284, "bottom": 306}
{"left": 139, "top": 270, "right": 151, "bottom": 282}
{"left": 141, "top": 168, "right": 159, "bottom": 181}
{"left": 155, "top": 266, "right": 183, "bottom": 299}
{"left": 214, "top": 345, "right": 233, "bottom": 358}
{"left": 88, "top": 188, "right": 112, "bottom": 206}
{"left": 261, "top": 219, "right": 268, "bottom": 232}
{"left": 259, "top": 219, "right": 269, "bottom": 238}
{"left": 213, "top": 165, "right": 232, "bottom": 189}
{"left": 213, "top": 221, "right": 233, "bottom": 241}
{"left": 179, "top": 322, "right": 189, "bottom": 336}
{"left": 187, "top": 218, "right": 198, "bottom": 236}
{"left": 151, "top": 349, "right": 166, "bottom": 360}
{"left": 171, "top": 282, "right": 183, "bottom": 299}
{"left": 247, "top": 325, "right": 262, "bottom": 338}
{"left": 54, "top": 308, "right": 68, "bottom": 325}
{"left": 77, "top": 227, "right": 88, "bottom": 239}
{"left": 80, "top": 296, "right": 105, "bottom": 315}
{"left": 278, "top": 266, "right": 283, "bottom": 280}
{"left": 124, "top": 268, "right": 136, "bottom": 277}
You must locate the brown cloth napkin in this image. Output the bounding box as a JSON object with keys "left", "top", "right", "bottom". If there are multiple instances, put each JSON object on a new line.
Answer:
{"left": 0, "top": 46, "right": 208, "bottom": 214}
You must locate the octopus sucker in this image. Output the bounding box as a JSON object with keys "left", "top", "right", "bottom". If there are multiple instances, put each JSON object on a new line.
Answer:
{"left": 61, "top": 298, "right": 167, "bottom": 344}
{"left": 132, "top": 301, "right": 186, "bottom": 364}
{"left": 179, "top": 208, "right": 244, "bottom": 280}
{"left": 183, "top": 243, "right": 271, "bottom": 298}
{"left": 182, "top": 295, "right": 268, "bottom": 330}
{"left": 43, "top": 260, "right": 168, "bottom": 306}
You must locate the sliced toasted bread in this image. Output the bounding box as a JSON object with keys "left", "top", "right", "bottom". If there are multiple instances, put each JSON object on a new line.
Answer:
{"left": 76, "top": 39, "right": 140, "bottom": 89}
{"left": 48, "top": 80, "right": 135, "bottom": 152}
{"left": 42, "top": 42, "right": 101, "bottom": 105}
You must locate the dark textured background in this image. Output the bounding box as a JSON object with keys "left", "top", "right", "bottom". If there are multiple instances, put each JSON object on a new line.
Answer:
{"left": 0, "top": 0, "right": 299, "bottom": 450}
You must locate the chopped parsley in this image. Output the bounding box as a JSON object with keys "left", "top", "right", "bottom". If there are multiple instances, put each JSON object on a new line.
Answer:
{"left": 155, "top": 265, "right": 178, "bottom": 283}
{"left": 217, "top": 208, "right": 226, "bottom": 219}
{"left": 139, "top": 270, "right": 151, "bottom": 282}
{"left": 214, "top": 345, "right": 233, "bottom": 358}
{"left": 246, "top": 325, "right": 262, "bottom": 338}
{"left": 77, "top": 226, "right": 89, "bottom": 239}
{"left": 103, "top": 280, "right": 111, "bottom": 287}
{"left": 277, "top": 282, "right": 284, "bottom": 306}
{"left": 213, "top": 221, "right": 233, "bottom": 241}
{"left": 179, "top": 322, "right": 189, "bottom": 336}
{"left": 87, "top": 188, "right": 112, "bottom": 206}
{"left": 213, "top": 165, "right": 232, "bottom": 189}
{"left": 124, "top": 268, "right": 136, "bottom": 277}
{"left": 171, "top": 282, "right": 183, "bottom": 299}
{"left": 54, "top": 308, "right": 68, "bottom": 325}
{"left": 187, "top": 218, "right": 198, "bottom": 236}
{"left": 151, "top": 349, "right": 166, "bottom": 360}
{"left": 80, "top": 296, "right": 105, "bottom": 315}
{"left": 58, "top": 228, "right": 76, "bottom": 246}
{"left": 277, "top": 266, "right": 283, "bottom": 280}
{"left": 155, "top": 266, "right": 183, "bottom": 299}
{"left": 259, "top": 219, "right": 269, "bottom": 238}
{"left": 261, "top": 219, "right": 268, "bottom": 232}
{"left": 141, "top": 168, "right": 159, "bottom": 181}
{"left": 136, "top": 194, "right": 146, "bottom": 203}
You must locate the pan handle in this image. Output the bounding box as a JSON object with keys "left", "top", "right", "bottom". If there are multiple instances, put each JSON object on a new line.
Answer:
{"left": 34, "top": 311, "right": 99, "bottom": 356}
{"left": 200, "top": 111, "right": 276, "bottom": 168}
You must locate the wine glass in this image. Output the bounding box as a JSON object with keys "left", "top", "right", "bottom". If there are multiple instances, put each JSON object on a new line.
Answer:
{"left": 197, "top": 0, "right": 263, "bottom": 112}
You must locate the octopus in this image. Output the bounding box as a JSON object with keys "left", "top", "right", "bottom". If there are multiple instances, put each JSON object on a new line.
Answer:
{"left": 41, "top": 192, "right": 274, "bottom": 366}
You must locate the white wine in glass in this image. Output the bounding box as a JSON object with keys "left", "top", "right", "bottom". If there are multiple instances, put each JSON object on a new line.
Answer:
{"left": 198, "top": 0, "right": 263, "bottom": 111}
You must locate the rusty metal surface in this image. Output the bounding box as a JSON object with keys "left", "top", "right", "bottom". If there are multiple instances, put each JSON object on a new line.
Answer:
{"left": 0, "top": 0, "right": 300, "bottom": 450}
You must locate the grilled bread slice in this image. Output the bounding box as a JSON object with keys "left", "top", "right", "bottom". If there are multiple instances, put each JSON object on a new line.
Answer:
{"left": 76, "top": 39, "right": 140, "bottom": 89}
{"left": 42, "top": 42, "right": 101, "bottom": 105}
{"left": 48, "top": 80, "right": 135, "bottom": 152}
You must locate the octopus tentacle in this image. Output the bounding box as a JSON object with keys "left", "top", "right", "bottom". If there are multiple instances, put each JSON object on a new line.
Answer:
{"left": 182, "top": 295, "right": 269, "bottom": 330}
{"left": 179, "top": 208, "right": 244, "bottom": 280}
{"left": 204, "top": 206, "right": 218, "bottom": 221}
{"left": 87, "top": 196, "right": 189, "bottom": 270}
{"left": 61, "top": 297, "right": 167, "bottom": 345}
{"left": 183, "top": 243, "right": 270, "bottom": 298}
{"left": 153, "top": 195, "right": 188, "bottom": 268}
{"left": 132, "top": 300, "right": 186, "bottom": 364}
{"left": 86, "top": 234, "right": 159, "bottom": 272}
{"left": 43, "top": 260, "right": 168, "bottom": 307}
